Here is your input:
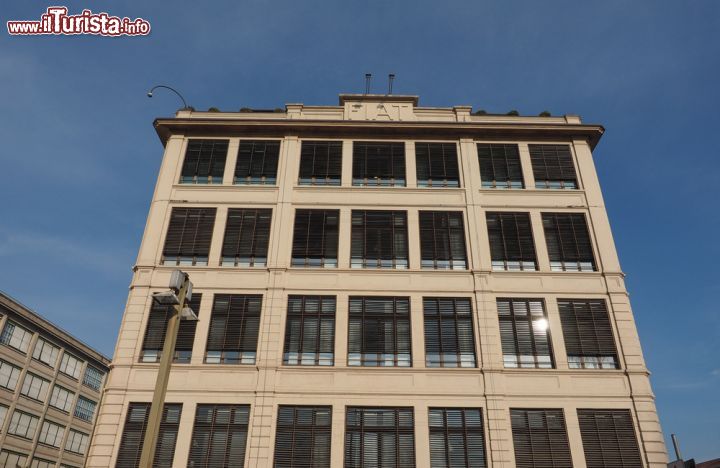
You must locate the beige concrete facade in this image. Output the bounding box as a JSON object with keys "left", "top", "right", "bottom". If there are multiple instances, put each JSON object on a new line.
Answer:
{"left": 88, "top": 94, "right": 667, "bottom": 467}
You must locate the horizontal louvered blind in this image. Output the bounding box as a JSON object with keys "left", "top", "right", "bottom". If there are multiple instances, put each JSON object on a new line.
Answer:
{"left": 497, "top": 299, "right": 553, "bottom": 369}
{"left": 292, "top": 210, "right": 339, "bottom": 267}
{"left": 345, "top": 407, "right": 415, "bottom": 468}
{"left": 205, "top": 295, "right": 262, "bottom": 364}
{"left": 351, "top": 210, "right": 408, "bottom": 269}
{"left": 486, "top": 212, "right": 537, "bottom": 271}
{"left": 274, "top": 406, "right": 332, "bottom": 468}
{"left": 162, "top": 208, "right": 216, "bottom": 266}
{"left": 283, "top": 296, "right": 336, "bottom": 366}
{"left": 299, "top": 141, "right": 342, "bottom": 185}
{"left": 419, "top": 211, "right": 467, "bottom": 269}
{"left": 415, "top": 143, "right": 460, "bottom": 187}
{"left": 180, "top": 139, "right": 229, "bottom": 184}
{"left": 141, "top": 294, "right": 202, "bottom": 363}
{"left": 559, "top": 300, "right": 618, "bottom": 369}
{"left": 348, "top": 297, "right": 411, "bottom": 367}
{"left": 510, "top": 409, "right": 572, "bottom": 468}
{"left": 529, "top": 144, "right": 578, "bottom": 189}
{"left": 352, "top": 142, "right": 406, "bottom": 186}
{"left": 477, "top": 144, "right": 523, "bottom": 188}
{"left": 188, "top": 404, "right": 250, "bottom": 468}
{"left": 428, "top": 408, "right": 487, "bottom": 468}
{"left": 221, "top": 208, "right": 272, "bottom": 267}
{"left": 542, "top": 213, "right": 596, "bottom": 271}
{"left": 115, "top": 403, "right": 182, "bottom": 468}
{"left": 235, "top": 140, "right": 280, "bottom": 184}
{"left": 577, "top": 409, "right": 642, "bottom": 468}
{"left": 423, "top": 298, "right": 476, "bottom": 368}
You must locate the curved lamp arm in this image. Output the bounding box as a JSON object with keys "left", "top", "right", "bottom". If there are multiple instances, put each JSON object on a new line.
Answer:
{"left": 146, "top": 85, "right": 189, "bottom": 110}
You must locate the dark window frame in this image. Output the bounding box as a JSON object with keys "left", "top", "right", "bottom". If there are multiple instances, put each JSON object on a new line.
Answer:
{"left": 415, "top": 142, "right": 460, "bottom": 187}
{"left": 292, "top": 209, "right": 340, "bottom": 268}
{"left": 283, "top": 296, "right": 336, "bottom": 366}
{"left": 510, "top": 408, "right": 573, "bottom": 468}
{"left": 180, "top": 139, "right": 229, "bottom": 184}
{"left": 558, "top": 299, "right": 619, "bottom": 370}
{"left": 205, "top": 294, "right": 262, "bottom": 365}
{"left": 274, "top": 405, "right": 332, "bottom": 468}
{"left": 542, "top": 213, "right": 597, "bottom": 272}
{"left": 344, "top": 407, "right": 415, "bottom": 468}
{"left": 423, "top": 297, "right": 477, "bottom": 368}
{"left": 221, "top": 208, "right": 272, "bottom": 267}
{"left": 234, "top": 140, "right": 281, "bottom": 185}
{"left": 529, "top": 144, "right": 579, "bottom": 189}
{"left": 477, "top": 143, "right": 524, "bottom": 189}
{"left": 140, "top": 294, "right": 202, "bottom": 364}
{"left": 419, "top": 211, "right": 468, "bottom": 270}
{"left": 577, "top": 409, "right": 643, "bottom": 468}
{"left": 428, "top": 408, "right": 487, "bottom": 468}
{"left": 188, "top": 404, "right": 250, "bottom": 468}
{"left": 352, "top": 142, "right": 406, "bottom": 187}
{"left": 115, "top": 402, "right": 183, "bottom": 468}
{"left": 497, "top": 298, "right": 554, "bottom": 369}
{"left": 299, "top": 141, "right": 343, "bottom": 186}
{"left": 486, "top": 212, "right": 538, "bottom": 271}
{"left": 348, "top": 296, "right": 412, "bottom": 367}
{"left": 161, "top": 207, "right": 216, "bottom": 266}
{"left": 351, "top": 210, "right": 409, "bottom": 269}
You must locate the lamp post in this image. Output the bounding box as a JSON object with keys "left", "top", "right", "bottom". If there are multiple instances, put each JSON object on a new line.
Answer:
{"left": 146, "top": 85, "right": 191, "bottom": 111}
{"left": 139, "top": 270, "right": 197, "bottom": 467}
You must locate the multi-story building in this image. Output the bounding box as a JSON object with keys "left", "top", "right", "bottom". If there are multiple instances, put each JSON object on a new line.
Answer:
{"left": 88, "top": 93, "right": 667, "bottom": 467}
{"left": 0, "top": 291, "right": 110, "bottom": 467}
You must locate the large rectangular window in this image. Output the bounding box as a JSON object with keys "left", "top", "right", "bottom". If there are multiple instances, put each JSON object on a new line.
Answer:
{"left": 351, "top": 210, "right": 408, "bottom": 269}
{"left": 8, "top": 410, "right": 39, "bottom": 439}
{"left": 542, "top": 213, "right": 596, "bottom": 271}
{"left": 59, "top": 352, "right": 83, "bottom": 379}
{"left": 498, "top": 299, "right": 553, "bottom": 369}
{"left": 419, "top": 211, "right": 467, "bottom": 269}
{"left": 577, "top": 409, "right": 642, "bottom": 468}
{"left": 32, "top": 337, "right": 59, "bottom": 368}
{"left": 115, "top": 403, "right": 182, "bottom": 468}
{"left": 221, "top": 209, "right": 272, "bottom": 267}
{"left": 352, "top": 142, "right": 406, "bottom": 186}
{"left": 486, "top": 212, "right": 537, "bottom": 271}
{"left": 141, "top": 294, "right": 202, "bottom": 363}
{"left": 429, "top": 408, "right": 487, "bottom": 468}
{"left": 49, "top": 385, "right": 75, "bottom": 413}
{"left": 235, "top": 140, "right": 281, "bottom": 185}
{"left": 299, "top": 141, "right": 342, "bottom": 185}
{"left": 180, "top": 139, "right": 229, "bottom": 184}
{"left": 83, "top": 365, "right": 105, "bottom": 391}
{"left": 424, "top": 298, "right": 476, "bottom": 368}
{"left": 38, "top": 419, "right": 65, "bottom": 448}
{"left": 74, "top": 396, "right": 97, "bottom": 422}
{"left": 20, "top": 372, "right": 50, "bottom": 402}
{"left": 65, "top": 429, "right": 90, "bottom": 455}
{"left": 529, "top": 144, "right": 578, "bottom": 189}
{"left": 274, "top": 406, "right": 332, "bottom": 468}
{"left": 559, "top": 300, "right": 618, "bottom": 369}
{"left": 283, "top": 296, "right": 335, "bottom": 366}
{"left": 415, "top": 142, "right": 460, "bottom": 187}
{"left": 162, "top": 207, "right": 216, "bottom": 266}
{"left": 205, "top": 294, "right": 262, "bottom": 364}
{"left": 345, "top": 407, "right": 415, "bottom": 468}
{"left": 292, "top": 209, "right": 339, "bottom": 268}
{"left": 188, "top": 404, "right": 250, "bottom": 468}
{"left": 510, "top": 409, "right": 572, "bottom": 468}
{"left": 0, "top": 451, "right": 28, "bottom": 467}
{"left": 477, "top": 144, "right": 523, "bottom": 189}
{"left": 348, "top": 297, "right": 411, "bottom": 367}
{"left": 0, "top": 359, "right": 22, "bottom": 390}
{"left": 0, "top": 321, "right": 33, "bottom": 353}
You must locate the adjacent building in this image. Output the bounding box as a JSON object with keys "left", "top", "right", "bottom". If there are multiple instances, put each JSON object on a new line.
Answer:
{"left": 0, "top": 291, "right": 110, "bottom": 467}
{"left": 88, "top": 93, "right": 667, "bottom": 467}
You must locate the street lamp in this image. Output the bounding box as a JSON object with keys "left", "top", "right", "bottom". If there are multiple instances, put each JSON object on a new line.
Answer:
{"left": 139, "top": 270, "right": 196, "bottom": 467}
{"left": 146, "top": 84, "right": 191, "bottom": 111}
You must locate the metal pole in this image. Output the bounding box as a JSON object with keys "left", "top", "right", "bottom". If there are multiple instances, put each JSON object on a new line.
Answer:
{"left": 671, "top": 433, "right": 682, "bottom": 461}
{"left": 138, "top": 275, "right": 189, "bottom": 467}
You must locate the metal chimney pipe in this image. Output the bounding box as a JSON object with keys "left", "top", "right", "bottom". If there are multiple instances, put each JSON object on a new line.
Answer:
{"left": 365, "top": 74, "right": 372, "bottom": 94}
{"left": 388, "top": 74, "right": 395, "bottom": 95}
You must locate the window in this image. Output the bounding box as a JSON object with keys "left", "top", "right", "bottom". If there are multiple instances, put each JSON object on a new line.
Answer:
{"left": 205, "top": 294, "right": 262, "bottom": 364}
{"left": 352, "top": 141, "right": 406, "bottom": 186}
{"left": 274, "top": 406, "right": 332, "bottom": 468}
{"left": 180, "top": 139, "right": 229, "bottom": 184}
{"left": 577, "top": 409, "right": 642, "bottom": 468}
{"left": 510, "top": 409, "right": 572, "bottom": 468}
{"left": 0, "top": 404, "right": 8, "bottom": 427}
{"left": 38, "top": 419, "right": 65, "bottom": 447}
{"left": 0, "top": 321, "right": 33, "bottom": 353}
{"left": 348, "top": 297, "right": 411, "bottom": 367}
{"left": 477, "top": 143, "right": 523, "bottom": 189}
{"left": 221, "top": 209, "right": 272, "bottom": 267}
{"left": 141, "top": 294, "right": 202, "bottom": 364}
{"left": 292, "top": 210, "right": 339, "bottom": 268}
{"left": 31, "top": 459, "right": 56, "bottom": 468}
{"left": 115, "top": 403, "right": 181, "bottom": 467}
{"left": 83, "top": 365, "right": 106, "bottom": 391}
{"left": 188, "top": 404, "right": 250, "bottom": 468}
{"left": 283, "top": 296, "right": 335, "bottom": 366}
{"left": 49, "top": 385, "right": 75, "bottom": 412}
{"left": 559, "top": 300, "right": 618, "bottom": 369}
{"left": 20, "top": 372, "right": 50, "bottom": 402}
{"left": 415, "top": 142, "right": 460, "bottom": 187}
{"left": 235, "top": 140, "right": 281, "bottom": 185}
{"left": 59, "top": 352, "right": 83, "bottom": 379}
{"left": 486, "top": 212, "right": 537, "bottom": 271}
{"left": 162, "top": 207, "right": 217, "bottom": 266}
{"left": 424, "top": 298, "right": 476, "bottom": 368}
{"left": 542, "top": 213, "right": 596, "bottom": 272}
{"left": 32, "top": 337, "right": 59, "bottom": 367}
{"left": 351, "top": 210, "right": 408, "bottom": 269}
{"left": 429, "top": 408, "right": 487, "bottom": 468}
{"left": 419, "top": 211, "right": 467, "bottom": 269}
{"left": 65, "top": 429, "right": 90, "bottom": 455}
{"left": 8, "top": 410, "right": 39, "bottom": 439}
{"left": 299, "top": 141, "right": 342, "bottom": 185}
{"left": 345, "top": 407, "right": 415, "bottom": 468}
{"left": 529, "top": 144, "right": 578, "bottom": 189}
{"left": 74, "top": 396, "right": 97, "bottom": 422}
{"left": 0, "top": 359, "right": 21, "bottom": 390}
{"left": 0, "top": 451, "right": 28, "bottom": 467}
{"left": 498, "top": 299, "right": 553, "bottom": 369}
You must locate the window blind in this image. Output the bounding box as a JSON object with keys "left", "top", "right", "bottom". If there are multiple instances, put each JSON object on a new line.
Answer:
{"left": 577, "top": 409, "right": 642, "bottom": 468}
{"left": 162, "top": 207, "right": 216, "bottom": 266}
{"left": 292, "top": 210, "right": 339, "bottom": 267}
{"left": 510, "top": 409, "right": 572, "bottom": 468}
{"left": 235, "top": 140, "right": 280, "bottom": 185}
{"left": 486, "top": 212, "right": 537, "bottom": 271}
{"left": 419, "top": 211, "right": 467, "bottom": 269}
{"left": 180, "top": 139, "right": 229, "bottom": 184}
{"left": 141, "top": 294, "right": 202, "bottom": 363}
{"left": 115, "top": 402, "right": 182, "bottom": 468}
{"left": 221, "top": 209, "right": 272, "bottom": 267}
{"left": 188, "top": 404, "right": 250, "bottom": 468}
{"left": 429, "top": 408, "right": 487, "bottom": 468}
{"left": 542, "top": 213, "right": 596, "bottom": 272}
{"left": 299, "top": 141, "right": 342, "bottom": 185}
{"left": 529, "top": 144, "right": 578, "bottom": 189}
{"left": 497, "top": 299, "right": 553, "bottom": 369}
{"left": 345, "top": 407, "right": 415, "bottom": 468}
{"left": 351, "top": 210, "right": 408, "bottom": 269}
{"left": 477, "top": 144, "right": 523, "bottom": 188}
{"left": 415, "top": 142, "right": 460, "bottom": 187}
{"left": 352, "top": 142, "right": 406, "bottom": 186}
{"left": 559, "top": 300, "right": 618, "bottom": 369}
{"left": 274, "top": 406, "right": 332, "bottom": 468}
{"left": 283, "top": 296, "right": 335, "bottom": 366}
{"left": 205, "top": 294, "right": 262, "bottom": 364}
{"left": 424, "top": 298, "right": 476, "bottom": 368}
{"left": 348, "top": 297, "right": 411, "bottom": 367}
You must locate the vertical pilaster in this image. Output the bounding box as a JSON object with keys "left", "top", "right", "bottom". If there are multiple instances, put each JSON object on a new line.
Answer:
{"left": 223, "top": 138, "right": 239, "bottom": 185}
{"left": 405, "top": 140, "right": 417, "bottom": 188}
{"left": 517, "top": 143, "right": 535, "bottom": 189}
{"left": 341, "top": 140, "right": 353, "bottom": 187}
{"left": 529, "top": 212, "right": 550, "bottom": 272}
{"left": 407, "top": 208, "right": 420, "bottom": 271}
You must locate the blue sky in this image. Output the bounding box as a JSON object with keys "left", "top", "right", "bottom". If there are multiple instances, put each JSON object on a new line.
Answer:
{"left": 1, "top": 0, "right": 718, "bottom": 460}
